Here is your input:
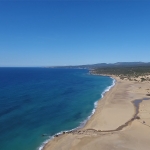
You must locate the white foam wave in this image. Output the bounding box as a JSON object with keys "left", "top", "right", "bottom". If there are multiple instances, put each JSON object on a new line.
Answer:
{"left": 38, "top": 77, "right": 116, "bottom": 150}
{"left": 78, "top": 100, "right": 98, "bottom": 128}
{"left": 101, "top": 77, "right": 116, "bottom": 98}
{"left": 38, "top": 125, "right": 84, "bottom": 150}
{"left": 38, "top": 137, "right": 52, "bottom": 150}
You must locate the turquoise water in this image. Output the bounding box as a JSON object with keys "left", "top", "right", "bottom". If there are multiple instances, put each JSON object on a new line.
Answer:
{"left": 0, "top": 68, "right": 113, "bottom": 150}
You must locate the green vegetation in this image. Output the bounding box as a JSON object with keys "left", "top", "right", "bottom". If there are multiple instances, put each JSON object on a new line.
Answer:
{"left": 92, "top": 66, "right": 150, "bottom": 81}
{"left": 141, "top": 78, "right": 146, "bottom": 82}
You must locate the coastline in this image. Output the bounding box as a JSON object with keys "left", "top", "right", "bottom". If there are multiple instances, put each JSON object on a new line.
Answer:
{"left": 42, "top": 74, "right": 150, "bottom": 150}
{"left": 39, "top": 74, "right": 115, "bottom": 150}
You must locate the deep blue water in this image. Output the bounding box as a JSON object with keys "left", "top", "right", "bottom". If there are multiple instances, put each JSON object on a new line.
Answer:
{"left": 0, "top": 68, "right": 113, "bottom": 150}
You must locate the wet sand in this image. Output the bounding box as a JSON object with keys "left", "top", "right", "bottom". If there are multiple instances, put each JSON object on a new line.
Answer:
{"left": 43, "top": 75, "right": 150, "bottom": 150}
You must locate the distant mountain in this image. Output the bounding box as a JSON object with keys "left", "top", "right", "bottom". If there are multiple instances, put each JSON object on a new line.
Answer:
{"left": 114, "top": 62, "right": 147, "bottom": 66}
{"left": 47, "top": 62, "right": 150, "bottom": 69}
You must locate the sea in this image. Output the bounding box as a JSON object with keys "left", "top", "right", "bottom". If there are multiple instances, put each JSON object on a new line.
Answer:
{"left": 0, "top": 68, "right": 114, "bottom": 150}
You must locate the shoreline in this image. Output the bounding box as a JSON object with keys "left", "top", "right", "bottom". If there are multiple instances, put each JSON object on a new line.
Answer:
{"left": 39, "top": 75, "right": 115, "bottom": 150}
{"left": 42, "top": 74, "right": 150, "bottom": 150}
{"left": 82, "top": 75, "right": 116, "bottom": 130}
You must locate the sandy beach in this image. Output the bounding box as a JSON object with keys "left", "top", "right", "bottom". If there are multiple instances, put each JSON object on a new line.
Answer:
{"left": 43, "top": 75, "right": 150, "bottom": 150}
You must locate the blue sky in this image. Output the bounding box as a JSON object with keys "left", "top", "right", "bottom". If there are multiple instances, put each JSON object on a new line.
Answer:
{"left": 0, "top": 1, "right": 150, "bottom": 67}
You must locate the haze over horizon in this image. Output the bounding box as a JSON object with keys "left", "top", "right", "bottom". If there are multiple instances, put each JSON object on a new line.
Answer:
{"left": 0, "top": 0, "right": 150, "bottom": 67}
